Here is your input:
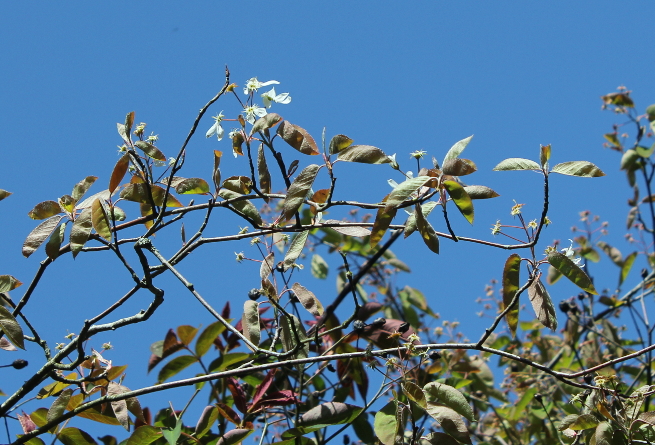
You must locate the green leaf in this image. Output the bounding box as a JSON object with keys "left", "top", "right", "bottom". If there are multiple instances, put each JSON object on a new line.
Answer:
{"left": 424, "top": 382, "right": 475, "bottom": 422}
{"left": 551, "top": 161, "right": 606, "bottom": 177}
{"left": 222, "top": 176, "right": 252, "bottom": 194}
{"left": 282, "top": 164, "right": 320, "bottom": 221}
{"left": 175, "top": 178, "right": 210, "bottom": 195}
{"left": 257, "top": 144, "right": 271, "bottom": 196}
{"left": 385, "top": 176, "right": 431, "bottom": 212}
{"left": 311, "top": 253, "right": 328, "bottom": 279}
{"left": 443, "top": 135, "right": 473, "bottom": 162}
{"left": 28, "top": 201, "right": 61, "bottom": 220}
{"left": 276, "top": 121, "right": 319, "bottom": 155}
{"left": 46, "top": 388, "right": 73, "bottom": 424}
{"left": 636, "top": 144, "right": 655, "bottom": 158}
{"left": 125, "top": 426, "right": 162, "bottom": 445}
{"left": 442, "top": 158, "right": 477, "bottom": 176}
{"left": 502, "top": 254, "right": 521, "bottom": 338}
{"left": 621, "top": 149, "right": 640, "bottom": 171}
{"left": 72, "top": 176, "right": 98, "bottom": 202}
{"left": 292, "top": 283, "right": 324, "bottom": 317}
{"left": 283, "top": 230, "right": 309, "bottom": 270}
{"left": 134, "top": 141, "right": 166, "bottom": 162}
{"left": 425, "top": 403, "right": 471, "bottom": 444}
{"left": 45, "top": 222, "right": 66, "bottom": 260}
{"left": 251, "top": 113, "right": 282, "bottom": 134}
{"left": 176, "top": 325, "right": 198, "bottom": 346}
{"left": 242, "top": 300, "right": 261, "bottom": 348}
{"left": 216, "top": 429, "right": 253, "bottom": 445}
{"left": 594, "top": 421, "right": 613, "bottom": 445}
{"left": 195, "top": 321, "right": 226, "bottom": 357}
{"left": 0, "top": 305, "right": 24, "bottom": 349}
{"left": 23, "top": 215, "right": 65, "bottom": 258}
{"left": 547, "top": 251, "right": 598, "bottom": 294}
{"left": 157, "top": 355, "right": 198, "bottom": 383}
{"left": 443, "top": 180, "right": 474, "bottom": 224}
{"left": 329, "top": 134, "right": 353, "bottom": 154}
{"left": 336, "top": 145, "right": 390, "bottom": 164}
{"left": 0, "top": 275, "right": 22, "bottom": 293}
{"left": 162, "top": 417, "right": 182, "bottom": 445}
{"left": 57, "top": 427, "right": 98, "bottom": 445}
{"left": 194, "top": 406, "right": 218, "bottom": 439}
{"left": 370, "top": 195, "right": 396, "bottom": 248}
{"left": 374, "top": 401, "right": 400, "bottom": 445}
{"left": 70, "top": 208, "right": 93, "bottom": 258}
{"left": 620, "top": 251, "right": 637, "bottom": 286}
{"left": 405, "top": 201, "right": 438, "bottom": 238}
{"left": 546, "top": 264, "right": 562, "bottom": 285}
{"left": 91, "top": 198, "right": 112, "bottom": 241}
{"left": 119, "top": 184, "right": 183, "bottom": 208}
{"left": 218, "top": 189, "right": 262, "bottom": 225}
{"left": 463, "top": 185, "right": 500, "bottom": 199}
{"left": 493, "top": 158, "right": 541, "bottom": 171}
{"left": 279, "top": 314, "right": 309, "bottom": 359}
{"left": 414, "top": 203, "right": 439, "bottom": 254}
{"left": 402, "top": 382, "right": 427, "bottom": 409}
{"left": 567, "top": 413, "right": 600, "bottom": 430}
{"left": 528, "top": 277, "right": 558, "bottom": 330}
{"left": 284, "top": 402, "right": 362, "bottom": 437}
{"left": 423, "top": 432, "right": 460, "bottom": 445}
{"left": 0, "top": 189, "right": 11, "bottom": 202}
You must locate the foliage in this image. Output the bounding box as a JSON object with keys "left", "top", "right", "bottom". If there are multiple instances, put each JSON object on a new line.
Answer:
{"left": 1, "top": 71, "right": 655, "bottom": 445}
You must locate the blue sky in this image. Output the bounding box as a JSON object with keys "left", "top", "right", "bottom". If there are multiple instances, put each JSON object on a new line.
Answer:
{"left": 1, "top": 2, "right": 654, "bottom": 442}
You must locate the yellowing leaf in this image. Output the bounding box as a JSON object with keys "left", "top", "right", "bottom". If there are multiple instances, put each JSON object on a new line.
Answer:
{"left": 70, "top": 207, "right": 93, "bottom": 258}
{"left": 328, "top": 134, "right": 353, "bottom": 154}
{"left": 119, "top": 184, "right": 183, "bottom": 207}
{"left": 175, "top": 178, "right": 210, "bottom": 195}
{"left": 502, "top": 254, "right": 521, "bottom": 338}
{"left": 443, "top": 180, "right": 474, "bottom": 224}
{"left": 550, "top": 161, "right": 606, "bottom": 177}
{"left": 28, "top": 201, "right": 61, "bottom": 220}
{"left": 547, "top": 251, "right": 598, "bottom": 294}
{"left": 92, "top": 198, "right": 112, "bottom": 241}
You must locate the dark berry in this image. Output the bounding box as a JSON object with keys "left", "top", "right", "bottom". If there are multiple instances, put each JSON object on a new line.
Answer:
{"left": 326, "top": 363, "right": 336, "bottom": 372}
{"left": 429, "top": 350, "right": 441, "bottom": 360}
{"left": 371, "top": 317, "right": 386, "bottom": 328}
{"left": 248, "top": 289, "right": 261, "bottom": 300}
{"left": 642, "top": 268, "right": 649, "bottom": 280}
{"left": 353, "top": 320, "right": 365, "bottom": 332}
{"left": 559, "top": 300, "right": 571, "bottom": 314}
{"left": 398, "top": 322, "right": 410, "bottom": 333}
{"left": 12, "top": 359, "right": 28, "bottom": 370}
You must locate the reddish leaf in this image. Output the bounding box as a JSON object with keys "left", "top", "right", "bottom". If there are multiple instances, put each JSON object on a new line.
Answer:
{"left": 226, "top": 378, "right": 248, "bottom": 414}
{"left": 109, "top": 154, "right": 130, "bottom": 194}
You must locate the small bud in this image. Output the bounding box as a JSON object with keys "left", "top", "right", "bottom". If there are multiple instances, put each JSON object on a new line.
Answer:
{"left": 398, "top": 322, "right": 410, "bottom": 333}
{"left": 343, "top": 435, "right": 350, "bottom": 445}
{"left": 12, "top": 359, "right": 28, "bottom": 370}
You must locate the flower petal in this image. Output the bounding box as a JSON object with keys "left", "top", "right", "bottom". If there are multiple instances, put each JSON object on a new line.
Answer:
{"left": 275, "top": 92, "right": 291, "bottom": 104}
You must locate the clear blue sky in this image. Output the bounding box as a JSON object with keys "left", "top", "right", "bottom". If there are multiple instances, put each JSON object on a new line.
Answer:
{"left": 1, "top": 2, "right": 654, "bottom": 442}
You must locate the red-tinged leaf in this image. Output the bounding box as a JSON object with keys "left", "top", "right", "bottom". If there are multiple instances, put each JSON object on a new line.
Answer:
{"left": 463, "top": 185, "right": 500, "bottom": 199}
{"left": 134, "top": 141, "right": 166, "bottom": 162}
{"left": 46, "top": 388, "right": 73, "bottom": 424}
{"left": 0, "top": 337, "right": 17, "bottom": 351}
{"left": 72, "top": 176, "right": 98, "bottom": 202}
{"left": 45, "top": 222, "right": 66, "bottom": 260}
{"left": 292, "top": 283, "right": 324, "bottom": 317}
{"left": 425, "top": 403, "right": 471, "bottom": 444}
{"left": 242, "top": 300, "right": 261, "bottom": 348}
{"left": 328, "top": 134, "right": 353, "bottom": 154}
{"left": 216, "top": 429, "right": 253, "bottom": 445}
{"left": 502, "top": 254, "right": 521, "bottom": 338}
{"left": 251, "top": 112, "right": 282, "bottom": 134}
{"left": 276, "top": 121, "right": 319, "bottom": 155}
{"left": 175, "top": 178, "right": 209, "bottom": 195}
{"left": 0, "top": 189, "right": 11, "bottom": 202}
{"left": 92, "top": 198, "right": 112, "bottom": 241}
{"left": 125, "top": 425, "right": 162, "bottom": 445}
{"left": 443, "top": 180, "right": 474, "bottom": 224}
{"left": 28, "top": 201, "right": 61, "bottom": 220}
{"left": 0, "top": 305, "right": 24, "bottom": 349}
{"left": 57, "top": 427, "right": 97, "bottom": 445}
{"left": 370, "top": 194, "right": 396, "bottom": 248}
{"left": 70, "top": 208, "right": 93, "bottom": 258}
{"left": 157, "top": 355, "right": 197, "bottom": 383}
{"left": 337, "top": 145, "right": 390, "bottom": 164}
{"left": 194, "top": 406, "right": 219, "bottom": 439}
{"left": 17, "top": 412, "right": 37, "bottom": 434}
{"left": 195, "top": 321, "right": 227, "bottom": 357}
{"left": 528, "top": 277, "right": 558, "bottom": 331}
{"left": 23, "top": 215, "right": 65, "bottom": 258}
{"left": 414, "top": 203, "right": 439, "bottom": 254}
{"left": 0, "top": 275, "right": 22, "bottom": 293}
{"left": 540, "top": 144, "right": 551, "bottom": 167}
{"left": 213, "top": 150, "right": 222, "bottom": 193}
{"left": 107, "top": 383, "right": 130, "bottom": 430}
{"left": 250, "top": 369, "right": 277, "bottom": 410}
{"left": 442, "top": 158, "right": 477, "bottom": 176}
{"left": 250, "top": 390, "right": 299, "bottom": 412}
{"left": 309, "top": 188, "right": 330, "bottom": 214}
{"left": 215, "top": 402, "right": 242, "bottom": 425}
{"left": 226, "top": 378, "right": 248, "bottom": 414}
{"left": 283, "top": 164, "right": 320, "bottom": 221}
{"left": 176, "top": 325, "right": 198, "bottom": 346}
{"left": 547, "top": 251, "right": 598, "bottom": 294}
{"left": 109, "top": 154, "right": 130, "bottom": 194}
{"left": 257, "top": 144, "right": 271, "bottom": 197}
{"left": 232, "top": 131, "right": 244, "bottom": 157}
{"left": 140, "top": 204, "right": 154, "bottom": 230}
{"left": 119, "top": 184, "right": 183, "bottom": 207}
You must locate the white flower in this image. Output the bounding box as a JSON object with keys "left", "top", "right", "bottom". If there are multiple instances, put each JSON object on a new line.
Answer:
{"left": 244, "top": 104, "right": 267, "bottom": 124}
{"left": 244, "top": 77, "right": 279, "bottom": 95}
{"left": 388, "top": 153, "right": 399, "bottom": 170}
{"left": 261, "top": 87, "right": 291, "bottom": 108}
{"left": 206, "top": 111, "right": 225, "bottom": 141}
{"left": 562, "top": 240, "right": 582, "bottom": 265}
{"left": 410, "top": 150, "right": 427, "bottom": 159}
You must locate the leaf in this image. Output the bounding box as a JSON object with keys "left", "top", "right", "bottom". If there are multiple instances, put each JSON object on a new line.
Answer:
{"left": 279, "top": 314, "right": 309, "bottom": 359}
{"left": 493, "top": 158, "right": 541, "bottom": 171}
{"left": 404, "top": 201, "right": 438, "bottom": 238}
{"left": 57, "top": 427, "right": 97, "bottom": 445}
{"left": 371, "top": 207, "right": 396, "bottom": 248}
{"left": 637, "top": 144, "right": 655, "bottom": 158}
{"left": 216, "top": 429, "right": 253, "bottom": 445}
{"left": 337, "top": 145, "right": 390, "bottom": 164}
{"left": 109, "top": 154, "right": 130, "bottom": 194}
{"left": 0, "top": 306, "right": 24, "bottom": 349}
{"left": 46, "top": 388, "right": 73, "bottom": 424}
{"left": 72, "top": 176, "right": 98, "bottom": 201}
{"left": 566, "top": 413, "right": 600, "bottom": 430}
{"left": 290, "top": 402, "right": 362, "bottom": 435}
{"left": 91, "top": 198, "right": 112, "bottom": 241}
{"left": 283, "top": 230, "right": 309, "bottom": 270}
{"left": 423, "top": 432, "right": 460, "bottom": 445}
{"left": 426, "top": 403, "right": 471, "bottom": 444}
{"left": 329, "top": 134, "right": 353, "bottom": 154}
{"left": 175, "top": 178, "right": 209, "bottom": 195}
{"left": 374, "top": 401, "right": 400, "bottom": 445}
{"left": 218, "top": 189, "right": 263, "bottom": 226}
{"left": 292, "top": 283, "right": 324, "bottom": 317}
{"left": 213, "top": 150, "right": 222, "bottom": 193}
{"left": 0, "top": 275, "right": 22, "bottom": 293}
{"left": 119, "top": 184, "right": 183, "bottom": 208}
{"left": 28, "top": 201, "right": 61, "bottom": 220}
{"left": 601, "top": 92, "right": 634, "bottom": 107}
{"left": 176, "top": 325, "right": 198, "bottom": 346}
{"left": 324, "top": 221, "right": 371, "bottom": 237}
{"left": 414, "top": 203, "right": 439, "bottom": 254}
{"left": 76, "top": 190, "right": 112, "bottom": 210}
{"left": 596, "top": 241, "right": 623, "bottom": 266}
{"left": 551, "top": 161, "right": 606, "bottom": 177}
{"left": 620, "top": 251, "right": 637, "bottom": 286}
{"left": 194, "top": 406, "right": 219, "bottom": 439}
{"left": 125, "top": 426, "right": 162, "bottom": 445}
{"left": 443, "top": 135, "right": 473, "bottom": 162}
{"left": 107, "top": 383, "right": 130, "bottom": 430}
{"left": 443, "top": 180, "right": 474, "bottom": 224}
{"left": 385, "top": 176, "right": 431, "bottom": 212}
{"left": 547, "top": 264, "right": 562, "bottom": 285}
{"left": 162, "top": 417, "right": 182, "bottom": 445}
{"left": 442, "top": 158, "right": 477, "bottom": 176}
{"left": 251, "top": 112, "right": 282, "bottom": 134}
{"left": 311, "top": 254, "right": 328, "bottom": 279}
{"left": 540, "top": 144, "right": 551, "bottom": 168}
{"left": 502, "top": 254, "right": 521, "bottom": 338}
{"left": 0, "top": 189, "right": 11, "bottom": 202}
{"left": 282, "top": 164, "right": 320, "bottom": 221}
{"left": 134, "top": 141, "right": 166, "bottom": 162}
{"left": 195, "top": 321, "right": 226, "bottom": 357}
{"left": 260, "top": 252, "right": 275, "bottom": 280}
{"left": 547, "top": 251, "right": 598, "bottom": 294}
{"left": 276, "top": 121, "right": 319, "bottom": 155}
{"left": 528, "top": 277, "right": 558, "bottom": 330}
{"left": 157, "top": 355, "right": 198, "bottom": 383}
{"left": 23, "top": 215, "right": 65, "bottom": 258}
{"left": 402, "top": 382, "right": 427, "bottom": 409}
{"left": 594, "top": 421, "right": 613, "bottom": 445}
{"left": 309, "top": 189, "right": 330, "bottom": 215}
{"left": 424, "top": 382, "right": 475, "bottom": 422}
{"left": 242, "top": 300, "right": 261, "bottom": 348}
{"left": 222, "top": 176, "right": 252, "bottom": 194}
{"left": 463, "top": 185, "right": 500, "bottom": 199}
{"left": 257, "top": 144, "right": 271, "bottom": 196}
{"left": 70, "top": 208, "right": 93, "bottom": 258}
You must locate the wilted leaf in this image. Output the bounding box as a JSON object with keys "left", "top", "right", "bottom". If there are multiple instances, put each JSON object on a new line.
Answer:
{"left": 443, "top": 180, "right": 474, "bottom": 224}
{"left": 385, "top": 176, "right": 431, "bottom": 212}
{"left": 493, "top": 158, "right": 541, "bottom": 171}
{"left": 463, "top": 185, "right": 500, "bottom": 199}
{"left": 0, "top": 305, "right": 24, "bottom": 349}
{"left": 23, "top": 215, "right": 65, "bottom": 258}
{"left": 424, "top": 382, "right": 475, "bottom": 421}
{"left": 443, "top": 135, "right": 473, "bottom": 162}
{"left": 28, "top": 201, "right": 61, "bottom": 220}
{"left": 218, "top": 189, "right": 263, "bottom": 226}
{"left": 414, "top": 203, "right": 439, "bottom": 254}
{"left": 547, "top": 251, "right": 598, "bottom": 294}
{"left": 551, "top": 161, "right": 606, "bottom": 177}
{"left": 425, "top": 403, "right": 471, "bottom": 444}
{"left": 442, "top": 158, "right": 477, "bottom": 176}
{"left": 283, "top": 164, "right": 320, "bottom": 221}
{"left": 70, "top": 208, "right": 93, "bottom": 258}
{"left": 72, "top": 176, "right": 98, "bottom": 202}
{"left": 242, "top": 300, "right": 260, "bottom": 348}
{"left": 309, "top": 189, "right": 330, "bottom": 214}
{"left": 257, "top": 144, "right": 271, "bottom": 196}
{"left": 292, "top": 283, "right": 324, "bottom": 317}
{"left": 329, "top": 134, "right": 353, "bottom": 154}
{"left": 251, "top": 112, "right": 282, "bottom": 134}
{"left": 175, "top": 178, "right": 209, "bottom": 195}
{"left": 502, "top": 254, "right": 521, "bottom": 338}
{"left": 405, "top": 201, "right": 438, "bottom": 238}
{"left": 311, "top": 254, "right": 328, "bottom": 279}
{"left": 134, "top": 141, "right": 166, "bottom": 162}
{"left": 528, "top": 277, "right": 558, "bottom": 330}
{"left": 337, "top": 145, "right": 390, "bottom": 164}
{"left": 283, "top": 230, "right": 309, "bottom": 270}
{"left": 277, "top": 121, "right": 319, "bottom": 155}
